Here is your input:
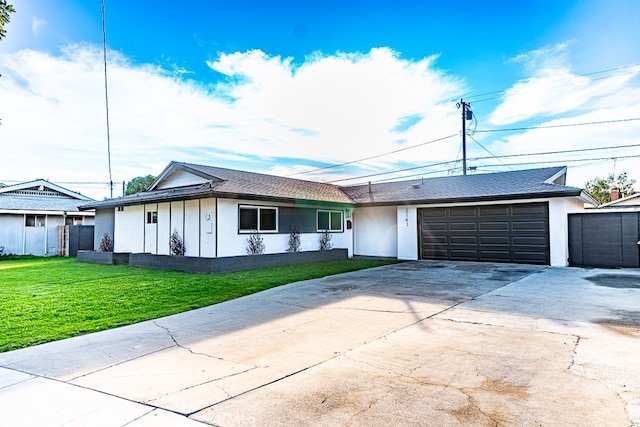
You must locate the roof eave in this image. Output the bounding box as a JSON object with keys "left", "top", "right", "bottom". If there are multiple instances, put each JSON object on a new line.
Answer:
{"left": 80, "top": 190, "right": 355, "bottom": 210}
{"left": 353, "top": 190, "right": 585, "bottom": 207}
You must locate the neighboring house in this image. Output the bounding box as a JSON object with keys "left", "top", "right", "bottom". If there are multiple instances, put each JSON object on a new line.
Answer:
{"left": 598, "top": 192, "right": 640, "bottom": 210}
{"left": 80, "top": 161, "right": 597, "bottom": 267}
{"left": 0, "top": 180, "right": 95, "bottom": 256}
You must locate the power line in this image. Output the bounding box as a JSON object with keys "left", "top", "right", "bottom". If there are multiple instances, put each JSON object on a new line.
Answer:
{"left": 458, "top": 154, "right": 640, "bottom": 170}
{"left": 290, "top": 63, "right": 640, "bottom": 179}
{"left": 329, "top": 142, "right": 640, "bottom": 184}
{"left": 286, "top": 133, "right": 458, "bottom": 177}
{"left": 290, "top": 117, "right": 639, "bottom": 180}
{"left": 328, "top": 159, "right": 457, "bottom": 184}
{"left": 367, "top": 154, "right": 640, "bottom": 185}
{"left": 468, "top": 135, "right": 512, "bottom": 170}
{"left": 475, "top": 117, "right": 640, "bottom": 134}
{"left": 462, "top": 63, "right": 640, "bottom": 103}
{"left": 471, "top": 141, "right": 640, "bottom": 160}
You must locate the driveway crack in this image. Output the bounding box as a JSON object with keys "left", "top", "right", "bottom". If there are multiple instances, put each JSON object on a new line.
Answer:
{"left": 153, "top": 321, "right": 225, "bottom": 361}
{"left": 568, "top": 336, "right": 581, "bottom": 370}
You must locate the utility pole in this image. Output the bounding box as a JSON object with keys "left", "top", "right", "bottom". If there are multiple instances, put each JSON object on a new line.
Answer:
{"left": 456, "top": 99, "right": 472, "bottom": 175}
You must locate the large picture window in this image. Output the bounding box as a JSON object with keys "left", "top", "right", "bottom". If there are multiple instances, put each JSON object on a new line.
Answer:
{"left": 317, "top": 210, "right": 343, "bottom": 232}
{"left": 239, "top": 206, "right": 277, "bottom": 232}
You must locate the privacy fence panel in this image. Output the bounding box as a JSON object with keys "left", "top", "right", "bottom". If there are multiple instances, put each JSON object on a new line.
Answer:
{"left": 568, "top": 212, "right": 640, "bottom": 268}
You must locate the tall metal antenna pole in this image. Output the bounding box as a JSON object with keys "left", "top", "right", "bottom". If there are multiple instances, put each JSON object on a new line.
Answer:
{"left": 101, "top": 0, "right": 113, "bottom": 198}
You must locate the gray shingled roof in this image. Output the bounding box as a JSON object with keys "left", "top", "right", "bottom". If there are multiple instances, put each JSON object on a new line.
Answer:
{"left": 80, "top": 163, "right": 590, "bottom": 210}
{"left": 0, "top": 195, "right": 91, "bottom": 212}
{"left": 341, "top": 166, "right": 585, "bottom": 205}
{"left": 81, "top": 162, "right": 354, "bottom": 209}
{"left": 180, "top": 163, "right": 353, "bottom": 204}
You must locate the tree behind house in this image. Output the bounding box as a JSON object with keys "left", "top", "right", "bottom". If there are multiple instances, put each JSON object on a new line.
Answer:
{"left": 585, "top": 172, "right": 636, "bottom": 204}
{"left": 125, "top": 175, "right": 156, "bottom": 195}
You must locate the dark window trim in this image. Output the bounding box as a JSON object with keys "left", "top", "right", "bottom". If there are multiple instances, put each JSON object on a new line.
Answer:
{"left": 317, "top": 209, "right": 344, "bottom": 232}
{"left": 25, "top": 214, "right": 45, "bottom": 227}
{"left": 146, "top": 210, "right": 158, "bottom": 224}
{"left": 238, "top": 205, "right": 279, "bottom": 233}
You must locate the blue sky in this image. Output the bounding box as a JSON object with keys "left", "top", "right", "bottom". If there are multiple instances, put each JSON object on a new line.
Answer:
{"left": 1, "top": 0, "right": 639, "bottom": 199}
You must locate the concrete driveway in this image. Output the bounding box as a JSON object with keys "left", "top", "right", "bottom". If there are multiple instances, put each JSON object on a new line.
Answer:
{"left": 1, "top": 261, "right": 639, "bottom": 426}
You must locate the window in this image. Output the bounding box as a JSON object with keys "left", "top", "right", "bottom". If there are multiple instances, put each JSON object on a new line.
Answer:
{"left": 239, "top": 206, "right": 277, "bottom": 232}
{"left": 317, "top": 210, "right": 343, "bottom": 232}
{"left": 65, "top": 216, "right": 83, "bottom": 225}
{"left": 25, "top": 215, "right": 45, "bottom": 227}
{"left": 146, "top": 211, "right": 157, "bottom": 224}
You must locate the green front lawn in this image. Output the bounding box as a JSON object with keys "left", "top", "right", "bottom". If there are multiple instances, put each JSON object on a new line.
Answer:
{"left": 0, "top": 257, "right": 397, "bottom": 353}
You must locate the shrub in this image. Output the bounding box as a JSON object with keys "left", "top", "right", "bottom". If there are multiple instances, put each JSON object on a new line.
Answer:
{"left": 98, "top": 233, "right": 114, "bottom": 252}
{"left": 170, "top": 229, "right": 185, "bottom": 256}
{"left": 0, "top": 245, "right": 18, "bottom": 261}
{"left": 246, "top": 231, "right": 265, "bottom": 255}
{"left": 286, "top": 225, "right": 301, "bottom": 253}
{"left": 319, "top": 230, "right": 333, "bottom": 250}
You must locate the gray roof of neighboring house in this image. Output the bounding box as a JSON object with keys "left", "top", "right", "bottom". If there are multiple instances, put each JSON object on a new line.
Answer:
{"left": 598, "top": 192, "right": 640, "bottom": 207}
{"left": 0, "top": 179, "right": 94, "bottom": 213}
{"left": 79, "top": 163, "right": 594, "bottom": 210}
{"left": 0, "top": 195, "right": 93, "bottom": 212}
{"left": 342, "top": 166, "right": 592, "bottom": 206}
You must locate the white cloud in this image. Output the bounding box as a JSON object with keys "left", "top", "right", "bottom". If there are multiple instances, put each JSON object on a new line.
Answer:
{"left": 0, "top": 45, "right": 465, "bottom": 199}
{"left": 489, "top": 43, "right": 640, "bottom": 126}
{"left": 31, "top": 17, "right": 47, "bottom": 36}
{"left": 481, "top": 102, "right": 640, "bottom": 188}
{"left": 1, "top": 43, "right": 638, "bottom": 200}
{"left": 508, "top": 42, "right": 573, "bottom": 72}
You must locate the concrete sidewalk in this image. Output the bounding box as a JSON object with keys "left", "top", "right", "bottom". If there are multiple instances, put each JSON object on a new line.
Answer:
{"left": 1, "top": 261, "right": 639, "bottom": 426}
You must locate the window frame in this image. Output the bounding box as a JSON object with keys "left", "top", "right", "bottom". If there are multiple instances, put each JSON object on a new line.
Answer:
{"left": 238, "top": 205, "right": 278, "bottom": 233}
{"left": 146, "top": 211, "right": 158, "bottom": 224}
{"left": 317, "top": 209, "right": 344, "bottom": 232}
{"left": 25, "top": 215, "right": 45, "bottom": 227}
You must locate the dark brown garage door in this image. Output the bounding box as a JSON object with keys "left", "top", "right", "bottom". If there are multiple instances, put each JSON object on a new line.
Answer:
{"left": 419, "top": 202, "right": 550, "bottom": 265}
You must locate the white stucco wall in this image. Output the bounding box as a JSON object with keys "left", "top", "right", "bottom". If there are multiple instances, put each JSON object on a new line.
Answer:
{"left": 157, "top": 202, "right": 171, "bottom": 255}
{"left": 169, "top": 201, "right": 185, "bottom": 255}
{"left": 1, "top": 212, "right": 92, "bottom": 255}
{"left": 46, "top": 216, "right": 64, "bottom": 255}
{"left": 93, "top": 209, "right": 115, "bottom": 250}
{"left": 155, "top": 169, "right": 208, "bottom": 189}
{"left": 200, "top": 198, "right": 217, "bottom": 257}
{"left": 184, "top": 200, "right": 200, "bottom": 257}
{"left": 112, "top": 197, "right": 355, "bottom": 258}
{"left": 114, "top": 205, "right": 144, "bottom": 253}
{"left": 0, "top": 214, "right": 26, "bottom": 254}
{"left": 216, "top": 198, "right": 353, "bottom": 257}
{"left": 353, "top": 206, "right": 397, "bottom": 257}
{"left": 548, "top": 197, "right": 588, "bottom": 266}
